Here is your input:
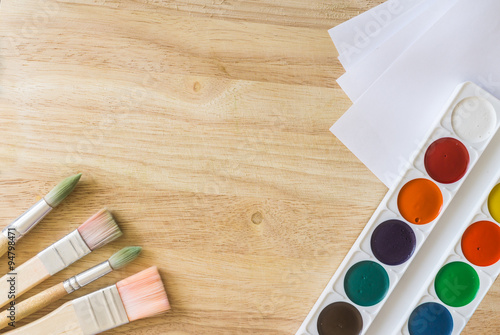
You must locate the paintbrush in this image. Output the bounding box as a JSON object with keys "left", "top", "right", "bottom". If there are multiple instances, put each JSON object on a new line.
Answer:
{"left": 0, "top": 208, "right": 122, "bottom": 309}
{"left": 0, "top": 173, "right": 82, "bottom": 258}
{"left": 0, "top": 246, "right": 142, "bottom": 329}
{"left": 5, "top": 266, "right": 170, "bottom": 334}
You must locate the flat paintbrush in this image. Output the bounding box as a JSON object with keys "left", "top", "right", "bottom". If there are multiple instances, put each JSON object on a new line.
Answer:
{"left": 0, "top": 246, "right": 141, "bottom": 329}
{"left": 0, "top": 173, "right": 82, "bottom": 257}
{"left": 0, "top": 209, "right": 122, "bottom": 309}
{"left": 6, "top": 266, "right": 170, "bottom": 334}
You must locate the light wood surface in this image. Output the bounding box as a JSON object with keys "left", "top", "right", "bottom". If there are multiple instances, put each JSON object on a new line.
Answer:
{"left": 0, "top": 282, "right": 67, "bottom": 330}
{"left": 0, "top": 0, "right": 498, "bottom": 334}
{"left": 0, "top": 235, "right": 9, "bottom": 259}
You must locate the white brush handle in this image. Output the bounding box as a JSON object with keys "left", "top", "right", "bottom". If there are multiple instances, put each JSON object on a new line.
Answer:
{"left": 0, "top": 256, "right": 50, "bottom": 309}
{"left": 5, "top": 301, "right": 83, "bottom": 335}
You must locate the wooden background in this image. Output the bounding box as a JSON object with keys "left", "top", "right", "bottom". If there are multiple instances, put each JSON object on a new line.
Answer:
{"left": 0, "top": 0, "right": 498, "bottom": 334}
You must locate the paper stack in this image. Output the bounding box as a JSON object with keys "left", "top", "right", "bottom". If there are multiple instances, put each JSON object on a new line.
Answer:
{"left": 329, "top": 0, "right": 500, "bottom": 188}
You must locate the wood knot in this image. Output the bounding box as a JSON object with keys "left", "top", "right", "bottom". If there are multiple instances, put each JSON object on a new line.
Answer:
{"left": 193, "top": 81, "right": 201, "bottom": 92}
{"left": 251, "top": 211, "right": 263, "bottom": 225}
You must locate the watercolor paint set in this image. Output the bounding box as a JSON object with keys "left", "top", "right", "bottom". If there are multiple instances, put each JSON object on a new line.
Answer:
{"left": 296, "top": 82, "right": 500, "bottom": 335}
{"left": 400, "top": 173, "right": 500, "bottom": 335}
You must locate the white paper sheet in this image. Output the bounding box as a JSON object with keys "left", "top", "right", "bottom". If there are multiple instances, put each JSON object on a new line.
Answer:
{"left": 331, "top": 0, "right": 500, "bottom": 188}
{"left": 337, "top": 0, "right": 457, "bottom": 102}
{"left": 329, "top": 0, "right": 426, "bottom": 70}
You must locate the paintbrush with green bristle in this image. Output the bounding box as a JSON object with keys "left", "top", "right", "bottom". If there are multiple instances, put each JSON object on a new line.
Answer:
{"left": 0, "top": 173, "right": 82, "bottom": 257}
{"left": 0, "top": 246, "right": 142, "bottom": 329}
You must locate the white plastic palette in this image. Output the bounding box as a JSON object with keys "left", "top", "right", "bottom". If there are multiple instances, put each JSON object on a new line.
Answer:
{"left": 296, "top": 82, "right": 500, "bottom": 335}
{"left": 400, "top": 175, "right": 500, "bottom": 335}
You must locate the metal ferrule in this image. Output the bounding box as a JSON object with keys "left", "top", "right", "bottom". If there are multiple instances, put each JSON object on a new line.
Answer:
{"left": 2, "top": 199, "right": 52, "bottom": 242}
{"left": 72, "top": 285, "right": 129, "bottom": 335}
{"left": 37, "top": 230, "right": 92, "bottom": 275}
{"left": 63, "top": 260, "right": 113, "bottom": 294}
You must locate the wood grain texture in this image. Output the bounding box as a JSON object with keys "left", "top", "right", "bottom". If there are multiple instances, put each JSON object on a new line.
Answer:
{"left": 0, "top": 282, "right": 67, "bottom": 330}
{"left": 0, "top": 0, "right": 497, "bottom": 334}
{"left": 0, "top": 235, "right": 9, "bottom": 259}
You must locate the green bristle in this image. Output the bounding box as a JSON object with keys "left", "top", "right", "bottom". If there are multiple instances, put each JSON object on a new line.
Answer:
{"left": 109, "top": 246, "right": 142, "bottom": 270}
{"left": 44, "top": 173, "right": 82, "bottom": 207}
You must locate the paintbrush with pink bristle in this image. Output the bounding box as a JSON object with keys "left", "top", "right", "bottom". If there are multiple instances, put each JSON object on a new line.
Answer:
{"left": 6, "top": 266, "right": 171, "bottom": 334}
{"left": 0, "top": 246, "right": 142, "bottom": 329}
{"left": 0, "top": 208, "right": 122, "bottom": 309}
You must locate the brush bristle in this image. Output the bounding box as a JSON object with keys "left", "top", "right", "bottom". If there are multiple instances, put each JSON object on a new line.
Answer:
{"left": 116, "top": 266, "right": 170, "bottom": 321}
{"left": 109, "top": 246, "right": 142, "bottom": 270}
{"left": 77, "top": 209, "right": 122, "bottom": 250}
{"left": 44, "top": 173, "right": 82, "bottom": 207}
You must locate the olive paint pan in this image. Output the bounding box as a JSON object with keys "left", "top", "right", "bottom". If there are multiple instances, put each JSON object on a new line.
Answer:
{"left": 400, "top": 174, "right": 500, "bottom": 335}
{"left": 296, "top": 82, "right": 500, "bottom": 335}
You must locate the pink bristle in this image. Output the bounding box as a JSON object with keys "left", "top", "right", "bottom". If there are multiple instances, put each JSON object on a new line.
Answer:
{"left": 77, "top": 209, "right": 122, "bottom": 250}
{"left": 116, "top": 266, "right": 171, "bottom": 322}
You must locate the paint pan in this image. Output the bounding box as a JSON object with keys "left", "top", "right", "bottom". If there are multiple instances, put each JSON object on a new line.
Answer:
{"left": 296, "top": 82, "right": 500, "bottom": 335}
{"left": 400, "top": 173, "right": 500, "bottom": 335}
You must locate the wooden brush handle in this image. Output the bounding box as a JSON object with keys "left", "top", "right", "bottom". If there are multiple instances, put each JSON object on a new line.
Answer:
{"left": 0, "top": 234, "right": 9, "bottom": 258}
{"left": 0, "top": 256, "right": 50, "bottom": 309}
{"left": 0, "top": 282, "right": 67, "bottom": 330}
{"left": 5, "top": 301, "right": 83, "bottom": 335}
